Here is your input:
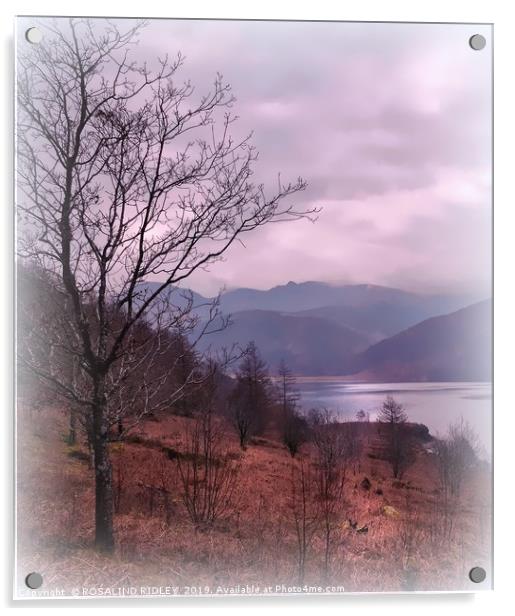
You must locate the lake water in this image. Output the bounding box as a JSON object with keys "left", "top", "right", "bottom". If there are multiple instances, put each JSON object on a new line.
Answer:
{"left": 296, "top": 381, "right": 492, "bottom": 457}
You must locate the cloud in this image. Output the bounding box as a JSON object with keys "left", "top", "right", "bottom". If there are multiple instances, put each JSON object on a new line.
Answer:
{"left": 114, "top": 19, "right": 493, "bottom": 295}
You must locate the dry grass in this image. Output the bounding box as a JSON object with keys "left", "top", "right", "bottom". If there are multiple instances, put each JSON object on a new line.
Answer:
{"left": 16, "top": 407, "right": 492, "bottom": 595}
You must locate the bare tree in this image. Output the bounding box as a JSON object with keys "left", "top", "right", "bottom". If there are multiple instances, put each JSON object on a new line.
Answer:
{"left": 288, "top": 459, "right": 320, "bottom": 585}
{"left": 445, "top": 418, "right": 480, "bottom": 497}
{"left": 16, "top": 19, "right": 313, "bottom": 552}
{"left": 230, "top": 341, "right": 271, "bottom": 448}
{"left": 309, "top": 409, "right": 348, "bottom": 579}
{"left": 277, "top": 359, "right": 305, "bottom": 457}
{"left": 282, "top": 411, "right": 308, "bottom": 458}
{"left": 230, "top": 397, "right": 254, "bottom": 450}
{"left": 342, "top": 420, "right": 363, "bottom": 475}
{"left": 170, "top": 330, "right": 201, "bottom": 417}
{"left": 355, "top": 409, "right": 369, "bottom": 422}
{"left": 175, "top": 359, "right": 239, "bottom": 527}
{"left": 176, "top": 407, "right": 240, "bottom": 527}
{"left": 432, "top": 437, "right": 456, "bottom": 539}
{"left": 277, "top": 359, "right": 300, "bottom": 416}
{"left": 398, "top": 492, "right": 421, "bottom": 591}
{"left": 377, "top": 396, "right": 415, "bottom": 479}
{"left": 433, "top": 418, "right": 480, "bottom": 538}
{"left": 310, "top": 409, "right": 351, "bottom": 478}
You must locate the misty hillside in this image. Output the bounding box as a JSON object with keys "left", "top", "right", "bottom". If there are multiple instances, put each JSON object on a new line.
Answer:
{"left": 290, "top": 302, "right": 448, "bottom": 343}
{"left": 216, "top": 281, "right": 474, "bottom": 320}
{"left": 217, "top": 281, "right": 416, "bottom": 313}
{"left": 138, "top": 279, "right": 476, "bottom": 336}
{"left": 135, "top": 280, "right": 488, "bottom": 379}
{"left": 198, "top": 309, "right": 369, "bottom": 376}
{"left": 347, "top": 300, "right": 492, "bottom": 382}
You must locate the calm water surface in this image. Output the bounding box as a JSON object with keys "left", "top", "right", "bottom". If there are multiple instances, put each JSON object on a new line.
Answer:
{"left": 296, "top": 381, "right": 492, "bottom": 456}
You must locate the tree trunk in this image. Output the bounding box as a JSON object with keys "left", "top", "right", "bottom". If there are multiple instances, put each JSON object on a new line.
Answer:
{"left": 92, "top": 379, "right": 115, "bottom": 553}
{"left": 323, "top": 516, "right": 331, "bottom": 581}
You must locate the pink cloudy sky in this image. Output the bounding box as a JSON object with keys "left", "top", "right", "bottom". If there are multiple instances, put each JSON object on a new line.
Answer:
{"left": 149, "top": 20, "right": 489, "bottom": 297}
{"left": 27, "top": 18, "right": 493, "bottom": 297}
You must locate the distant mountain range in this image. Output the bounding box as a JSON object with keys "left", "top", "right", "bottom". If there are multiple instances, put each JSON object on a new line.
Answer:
{"left": 348, "top": 300, "right": 492, "bottom": 382}
{"left": 137, "top": 280, "right": 490, "bottom": 381}
{"left": 198, "top": 309, "right": 369, "bottom": 376}
{"left": 216, "top": 281, "right": 475, "bottom": 323}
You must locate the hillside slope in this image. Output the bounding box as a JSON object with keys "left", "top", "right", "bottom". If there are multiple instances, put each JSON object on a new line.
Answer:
{"left": 348, "top": 300, "right": 492, "bottom": 382}
{"left": 199, "top": 309, "right": 369, "bottom": 375}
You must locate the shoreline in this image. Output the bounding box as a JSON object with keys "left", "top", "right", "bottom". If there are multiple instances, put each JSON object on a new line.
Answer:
{"left": 271, "top": 376, "right": 492, "bottom": 385}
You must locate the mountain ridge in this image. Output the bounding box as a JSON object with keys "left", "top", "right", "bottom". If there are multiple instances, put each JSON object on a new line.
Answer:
{"left": 135, "top": 280, "right": 490, "bottom": 380}
{"left": 346, "top": 300, "right": 492, "bottom": 382}
{"left": 197, "top": 308, "right": 369, "bottom": 376}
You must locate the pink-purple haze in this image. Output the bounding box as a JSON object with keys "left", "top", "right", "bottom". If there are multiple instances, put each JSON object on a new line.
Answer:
{"left": 50, "top": 18, "right": 497, "bottom": 296}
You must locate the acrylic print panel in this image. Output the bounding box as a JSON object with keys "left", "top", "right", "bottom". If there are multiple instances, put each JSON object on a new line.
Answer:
{"left": 14, "top": 16, "right": 492, "bottom": 598}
